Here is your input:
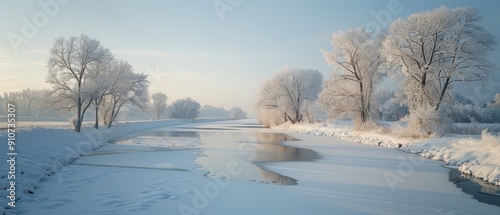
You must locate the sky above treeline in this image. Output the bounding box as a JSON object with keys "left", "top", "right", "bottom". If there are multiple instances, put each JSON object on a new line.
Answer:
{"left": 1, "top": 0, "right": 499, "bottom": 112}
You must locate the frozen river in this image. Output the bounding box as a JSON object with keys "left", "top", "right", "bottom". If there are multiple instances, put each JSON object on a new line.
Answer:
{"left": 18, "top": 120, "right": 500, "bottom": 214}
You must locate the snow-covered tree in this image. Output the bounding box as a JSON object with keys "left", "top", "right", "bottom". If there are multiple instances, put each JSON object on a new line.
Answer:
{"left": 87, "top": 50, "right": 115, "bottom": 128}
{"left": 379, "top": 98, "right": 408, "bottom": 121}
{"left": 319, "top": 27, "right": 385, "bottom": 126}
{"left": 151, "top": 92, "right": 168, "bottom": 120}
{"left": 46, "top": 34, "right": 112, "bottom": 132}
{"left": 229, "top": 106, "right": 247, "bottom": 120}
{"left": 256, "top": 67, "right": 322, "bottom": 126}
{"left": 199, "top": 105, "right": 230, "bottom": 118}
{"left": 169, "top": 98, "right": 201, "bottom": 119}
{"left": 99, "top": 60, "right": 149, "bottom": 128}
{"left": 382, "top": 6, "right": 496, "bottom": 134}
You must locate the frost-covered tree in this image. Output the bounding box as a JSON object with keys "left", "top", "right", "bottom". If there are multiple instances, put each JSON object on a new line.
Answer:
{"left": 256, "top": 67, "right": 322, "bottom": 126}
{"left": 319, "top": 27, "right": 385, "bottom": 125}
{"left": 379, "top": 98, "right": 408, "bottom": 121}
{"left": 87, "top": 51, "right": 115, "bottom": 128}
{"left": 46, "top": 34, "right": 112, "bottom": 132}
{"left": 169, "top": 98, "right": 201, "bottom": 119}
{"left": 382, "top": 6, "right": 496, "bottom": 130}
{"left": 199, "top": 105, "right": 230, "bottom": 118}
{"left": 99, "top": 60, "right": 149, "bottom": 128}
{"left": 151, "top": 92, "right": 168, "bottom": 120}
{"left": 229, "top": 106, "right": 247, "bottom": 120}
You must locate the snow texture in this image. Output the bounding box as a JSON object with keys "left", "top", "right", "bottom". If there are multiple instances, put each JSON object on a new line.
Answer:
{"left": 0, "top": 119, "right": 208, "bottom": 214}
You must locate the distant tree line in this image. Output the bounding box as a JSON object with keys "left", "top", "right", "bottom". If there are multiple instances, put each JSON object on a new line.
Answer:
{"left": 150, "top": 92, "right": 247, "bottom": 120}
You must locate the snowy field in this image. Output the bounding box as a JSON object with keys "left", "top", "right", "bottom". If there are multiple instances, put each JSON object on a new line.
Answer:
{"left": 274, "top": 121, "right": 500, "bottom": 187}
{"left": 3, "top": 119, "right": 500, "bottom": 214}
{"left": 0, "top": 118, "right": 209, "bottom": 214}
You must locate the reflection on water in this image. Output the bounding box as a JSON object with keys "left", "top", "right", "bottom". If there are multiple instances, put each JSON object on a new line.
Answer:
{"left": 198, "top": 130, "right": 319, "bottom": 185}
{"left": 110, "top": 127, "right": 320, "bottom": 186}
{"left": 148, "top": 130, "right": 199, "bottom": 138}
{"left": 157, "top": 128, "right": 320, "bottom": 185}
{"left": 257, "top": 167, "right": 298, "bottom": 185}
{"left": 449, "top": 169, "right": 500, "bottom": 207}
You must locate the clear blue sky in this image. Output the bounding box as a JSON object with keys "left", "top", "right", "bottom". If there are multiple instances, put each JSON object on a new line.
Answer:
{"left": 1, "top": 0, "right": 499, "bottom": 112}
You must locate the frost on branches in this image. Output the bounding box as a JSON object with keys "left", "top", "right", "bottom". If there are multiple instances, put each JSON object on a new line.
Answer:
{"left": 46, "top": 34, "right": 149, "bottom": 131}
{"left": 318, "top": 27, "right": 385, "bottom": 129}
{"left": 256, "top": 67, "right": 322, "bottom": 127}
{"left": 382, "top": 6, "right": 496, "bottom": 136}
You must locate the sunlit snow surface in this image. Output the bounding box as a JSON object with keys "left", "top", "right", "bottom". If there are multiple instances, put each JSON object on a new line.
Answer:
{"left": 16, "top": 120, "right": 500, "bottom": 214}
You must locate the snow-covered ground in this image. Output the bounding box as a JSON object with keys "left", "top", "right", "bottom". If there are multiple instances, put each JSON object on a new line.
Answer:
{"left": 273, "top": 121, "right": 500, "bottom": 187}
{"left": 0, "top": 118, "right": 222, "bottom": 214}
{"left": 6, "top": 119, "right": 500, "bottom": 214}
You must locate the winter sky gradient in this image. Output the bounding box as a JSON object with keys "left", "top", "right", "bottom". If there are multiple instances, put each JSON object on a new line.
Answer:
{"left": 1, "top": 0, "right": 499, "bottom": 112}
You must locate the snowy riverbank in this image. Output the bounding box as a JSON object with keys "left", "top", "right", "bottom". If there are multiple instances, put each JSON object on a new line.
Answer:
{"left": 0, "top": 118, "right": 228, "bottom": 214}
{"left": 273, "top": 122, "right": 500, "bottom": 186}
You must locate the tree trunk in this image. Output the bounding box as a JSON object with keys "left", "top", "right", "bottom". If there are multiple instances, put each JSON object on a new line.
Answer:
{"left": 359, "top": 81, "right": 367, "bottom": 123}
{"left": 435, "top": 77, "right": 451, "bottom": 111}
{"left": 78, "top": 99, "right": 93, "bottom": 132}
{"left": 94, "top": 102, "right": 99, "bottom": 129}
{"left": 295, "top": 108, "right": 300, "bottom": 123}
{"left": 76, "top": 95, "right": 82, "bottom": 132}
{"left": 107, "top": 100, "right": 118, "bottom": 128}
{"left": 108, "top": 103, "right": 123, "bottom": 128}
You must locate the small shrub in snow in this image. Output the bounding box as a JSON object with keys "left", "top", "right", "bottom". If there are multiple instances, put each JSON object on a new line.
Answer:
{"left": 392, "top": 105, "right": 449, "bottom": 138}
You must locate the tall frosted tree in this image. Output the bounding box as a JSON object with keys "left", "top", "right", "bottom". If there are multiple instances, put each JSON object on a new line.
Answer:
{"left": 87, "top": 50, "right": 115, "bottom": 128}
{"left": 382, "top": 6, "right": 496, "bottom": 134}
{"left": 383, "top": 6, "right": 495, "bottom": 113}
{"left": 46, "top": 34, "right": 112, "bottom": 132}
{"left": 99, "top": 60, "right": 149, "bottom": 128}
{"left": 319, "top": 27, "right": 385, "bottom": 126}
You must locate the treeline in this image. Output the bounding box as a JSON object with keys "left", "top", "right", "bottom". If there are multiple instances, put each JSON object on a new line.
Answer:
{"left": 255, "top": 6, "right": 499, "bottom": 137}
{"left": 150, "top": 93, "right": 247, "bottom": 120}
